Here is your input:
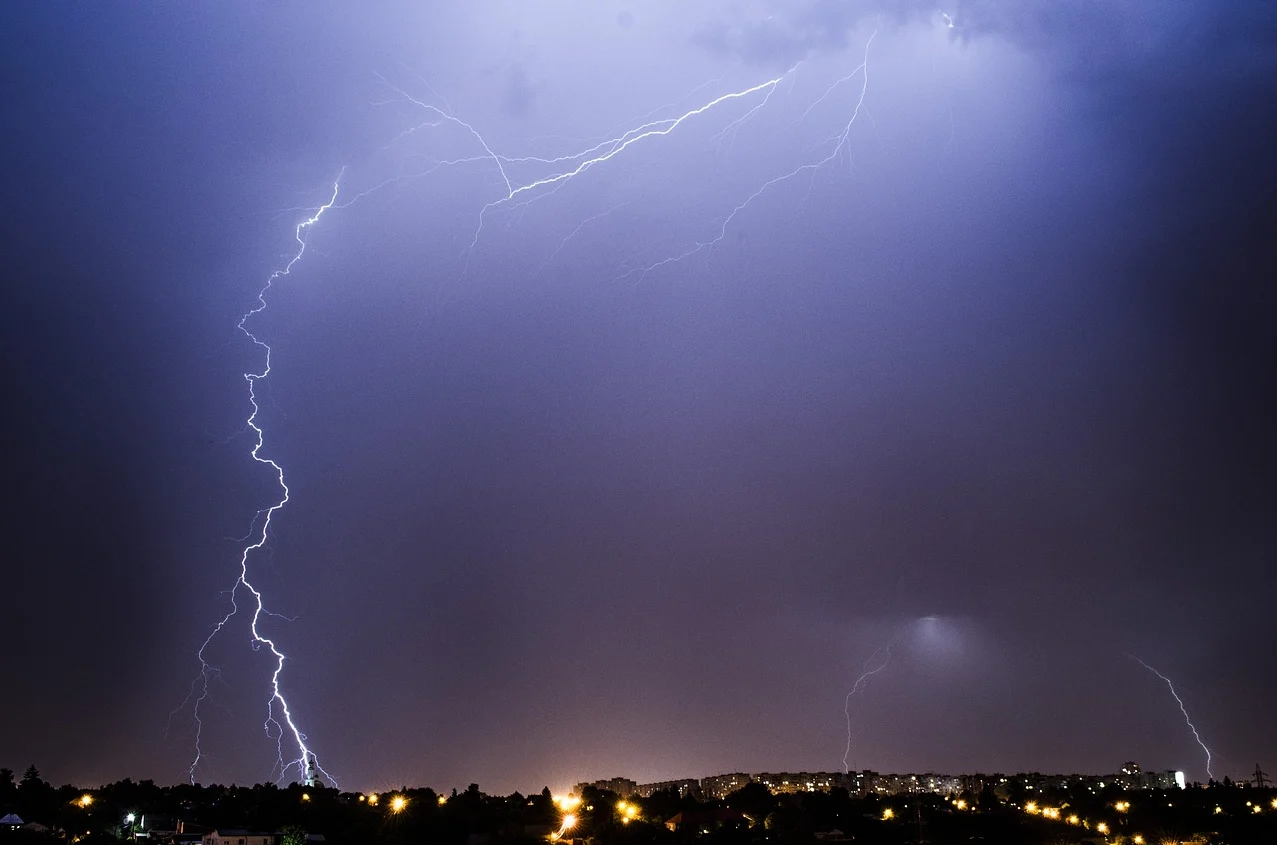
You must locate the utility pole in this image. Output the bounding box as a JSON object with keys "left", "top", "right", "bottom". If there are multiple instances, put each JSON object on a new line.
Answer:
{"left": 1253, "top": 764, "right": 1269, "bottom": 789}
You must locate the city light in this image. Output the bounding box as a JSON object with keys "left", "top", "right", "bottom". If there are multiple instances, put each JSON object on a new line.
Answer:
{"left": 553, "top": 795, "right": 581, "bottom": 811}
{"left": 367, "top": 793, "right": 379, "bottom": 806}
{"left": 1066, "top": 813, "right": 1080, "bottom": 825}
{"left": 1115, "top": 801, "right": 1130, "bottom": 812}
{"left": 77, "top": 795, "right": 93, "bottom": 808}
{"left": 549, "top": 810, "right": 579, "bottom": 843}
{"left": 1271, "top": 798, "right": 1277, "bottom": 810}
{"left": 390, "top": 795, "right": 407, "bottom": 813}
{"left": 438, "top": 795, "right": 448, "bottom": 806}
{"left": 124, "top": 814, "right": 135, "bottom": 824}
{"left": 882, "top": 808, "right": 895, "bottom": 820}
{"left": 954, "top": 799, "right": 968, "bottom": 810}
{"left": 1133, "top": 835, "right": 1145, "bottom": 844}
{"left": 1097, "top": 822, "right": 1109, "bottom": 834}
{"left": 301, "top": 793, "right": 310, "bottom": 802}
{"left": 1024, "top": 802, "right": 1039, "bottom": 814}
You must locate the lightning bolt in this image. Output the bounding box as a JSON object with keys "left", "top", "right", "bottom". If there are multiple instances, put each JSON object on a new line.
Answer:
{"left": 466, "top": 73, "right": 790, "bottom": 256}
{"left": 1125, "top": 653, "right": 1214, "bottom": 781}
{"left": 360, "top": 24, "right": 879, "bottom": 286}
{"left": 843, "top": 644, "right": 892, "bottom": 774}
{"left": 173, "top": 20, "right": 897, "bottom": 784}
{"left": 626, "top": 26, "right": 877, "bottom": 284}
{"left": 176, "top": 174, "right": 344, "bottom": 786}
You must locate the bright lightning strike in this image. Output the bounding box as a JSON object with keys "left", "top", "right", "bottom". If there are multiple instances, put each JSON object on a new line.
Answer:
{"left": 365, "top": 25, "right": 879, "bottom": 285}
{"left": 464, "top": 73, "right": 790, "bottom": 257}
{"left": 175, "top": 21, "right": 897, "bottom": 783}
{"left": 843, "top": 645, "right": 892, "bottom": 774}
{"left": 176, "top": 174, "right": 344, "bottom": 787}
{"left": 1126, "top": 653, "right": 1214, "bottom": 781}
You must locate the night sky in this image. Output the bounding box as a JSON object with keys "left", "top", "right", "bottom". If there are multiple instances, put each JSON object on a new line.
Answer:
{"left": 4, "top": 2, "right": 1274, "bottom": 795}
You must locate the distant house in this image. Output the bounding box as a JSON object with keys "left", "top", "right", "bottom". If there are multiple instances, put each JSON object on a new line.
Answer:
{"left": 1, "top": 814, "right": 24, "bottom": 831}
{"left": 664, "top": 807, "right": 748, "bottom": 833}
{"left": 202, "top": 830, "right": 274, "bottom": 845}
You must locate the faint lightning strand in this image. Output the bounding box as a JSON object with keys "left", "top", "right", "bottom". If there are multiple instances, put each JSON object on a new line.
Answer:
{"left": 183, "top": 173, "right": 344, "bottom": 786}
{"left": 495, "top": 78, "right": 731, "bottom": 167}
{"left": 1125, "top": 653, "right": 1214, "bottom": 780}
{"left": 534, "top": 200, "right": 632, "bottom": 279}
{"left": 707, "top": 66, "right": 791, "bottom": 152}
{"left": 329, "top": 155, "right": 495, "bottom": 212}
{"left": 625, "top": 27, "right": 876, "bottom": 284}
{"left": 843, "top": 645, "right": 892, "bottom": 774}
{"left": 375, "top": 72, "right": 513, "bottom": 196}
{"left": 493, "top": 120, "right": 673, "bottom": 168}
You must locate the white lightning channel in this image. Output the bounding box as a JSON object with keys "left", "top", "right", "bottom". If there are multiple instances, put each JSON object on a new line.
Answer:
{"left": 843, "top": 644, "right": 892, "bottom": 774}
{"left": 1126, "top": 653, "right": 1214, "bottom": 781}
{"left": 624, "top": 26, "right": 877, "bottom": 284}
{"left": 362, "top": 26, "right": 878, "bottom": 284}
{"left": 179, "top": 174, "right": 343, "bottom": 786}
{"left": 464, "top": 74, "right": 789, "bottom": 254}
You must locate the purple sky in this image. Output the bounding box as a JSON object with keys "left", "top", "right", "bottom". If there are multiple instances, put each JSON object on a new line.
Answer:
{"left": 4, "top": 2, "right": 1274, "bottom": 794}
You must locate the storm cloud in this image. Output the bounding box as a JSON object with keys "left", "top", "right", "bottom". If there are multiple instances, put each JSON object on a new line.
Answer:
{"left": 3, "top": 0, "right": 1273, "bottom": 793}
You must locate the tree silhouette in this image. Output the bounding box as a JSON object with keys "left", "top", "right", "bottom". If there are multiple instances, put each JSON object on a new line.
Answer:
{"left": 20, "top": 765, "right": 42, "bottom": 788}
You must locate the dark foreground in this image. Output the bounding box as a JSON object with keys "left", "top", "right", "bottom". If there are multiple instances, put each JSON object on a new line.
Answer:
{"left": 3, "top": 769, "right": 1275, "bottom": 845}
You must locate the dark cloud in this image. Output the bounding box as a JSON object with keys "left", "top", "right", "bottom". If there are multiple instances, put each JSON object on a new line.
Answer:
{"left": 692, "top": 0, "right": 933, "bottom": 66}
{"left": 691, "top": 0, "right": 1277, "bottom": 566}
{"left": 693, "top": 0, "right": 1277, "bottom": 85}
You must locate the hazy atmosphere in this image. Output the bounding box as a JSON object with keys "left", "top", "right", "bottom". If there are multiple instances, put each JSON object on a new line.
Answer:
{"left": 4, "top": 1, "right": 1273, "bottom": 795}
